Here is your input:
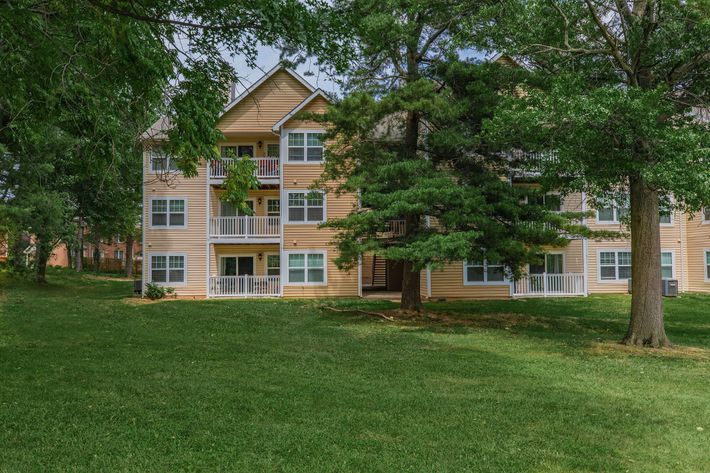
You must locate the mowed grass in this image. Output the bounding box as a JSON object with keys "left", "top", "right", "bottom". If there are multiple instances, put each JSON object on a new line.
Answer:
{"left": 1, "top": 269, "right": 708, "bottom": 472}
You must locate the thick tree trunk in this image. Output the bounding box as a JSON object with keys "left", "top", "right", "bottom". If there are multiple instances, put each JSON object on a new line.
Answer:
{"left": 124, "top": 234, "right": 134, "bottom": 278}
{"left": 74, "top": 223, "right": 83, "bottom": 272}
{"left": 622, "top": 175, "right": 670, "bottom": 347}
{"left": 35, "top": 241, "right": 50, "bottom": 283}
{"left": 400, "top": 261, "right": 422, "bottom": 311}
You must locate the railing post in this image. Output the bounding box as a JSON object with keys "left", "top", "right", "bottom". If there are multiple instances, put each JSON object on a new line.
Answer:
{"left": 543, "top": 272, "right": 548, "bottom": 297}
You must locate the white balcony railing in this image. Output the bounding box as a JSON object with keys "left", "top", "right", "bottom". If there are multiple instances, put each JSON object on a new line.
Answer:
{"left": 209, "top": 216, "right": 280, "bottom": 238}
{"left": 209, "top": 275, "right": 280, "bottom": 297}
{"left": 513, "top": 273, "right": 585, "bottom": 297}
{"left": 209, "top": 157, "right": 279, "bottom": 180}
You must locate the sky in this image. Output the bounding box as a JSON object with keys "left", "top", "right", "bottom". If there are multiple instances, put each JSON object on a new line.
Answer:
{"left": 226, "top": 46, "right": 490, "bottom": 97}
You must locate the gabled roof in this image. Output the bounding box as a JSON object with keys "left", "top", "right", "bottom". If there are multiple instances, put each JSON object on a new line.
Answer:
{"left": 271, "top": 89, "right": 331, "bottom": 132}
{"left": 141, "top": 65, "right": 317, "bottom": 141}
{"left": 222, "top": 65, "right": 316, "bottom": 117}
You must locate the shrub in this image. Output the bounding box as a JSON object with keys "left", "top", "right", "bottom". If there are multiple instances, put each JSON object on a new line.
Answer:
{"left": 145, "top": 282, "right": 174, "bottom": 300}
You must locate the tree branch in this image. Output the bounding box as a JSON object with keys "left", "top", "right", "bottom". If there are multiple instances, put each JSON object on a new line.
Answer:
{"left": 584, "top": 0, "right": 636, "bottom": 84}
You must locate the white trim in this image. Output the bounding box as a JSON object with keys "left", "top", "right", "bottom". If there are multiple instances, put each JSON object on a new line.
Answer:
{"left": 149, "top": 197, "right": 188, "bottom": 229}
{"left": 205, "top": 174, "right": 211, "bottom": 297}
{"left": 148, "top": 252, "right": 187, "bottom": 287}
{"left": 284, "top": 189, "right": 327, "bottom": 224}
{"left": 704, "top": 249, "right": 710, "bottom": 282}
{"left": 596, "top": 248, "right": 632, "bottom": 283}
{"left": 222, "top": 65, "right": 315, "bottom": 117}
{"left": 582, "top": 237, "right": 590, "bottom": 296}
{"left": 266, "top": 198, "right": 281, "bottom": 217}
{"left": 279, "top": 151, "right": 285, "bottom": 297}
{"left": 283, "top": 250, "right": 328, "bottom": 286}
{"left": 283, "top": 129, "right": 326, "bottom": 164}
{"left": 272, "top": 89, "right": 330, "bottom": 132}
{"left": 463, "top": 260, "right": 510, "bottom": 286}
{"left": 357, "top": 254, "right": 363, "bottom": 297}
{"left": 141, "top": 148, "right": 146, "bottom": 297}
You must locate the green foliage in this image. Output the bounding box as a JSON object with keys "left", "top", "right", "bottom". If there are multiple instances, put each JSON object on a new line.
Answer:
{"left": 144, "top": 282, "right": 174, "bottom": 300}
{"left": 221, "top": 156, "right": 260, "bottom": 216}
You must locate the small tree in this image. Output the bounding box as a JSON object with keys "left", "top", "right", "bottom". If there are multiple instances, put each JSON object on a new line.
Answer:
{"left": 485, "top": 0, "right": 710, "bottom": 346}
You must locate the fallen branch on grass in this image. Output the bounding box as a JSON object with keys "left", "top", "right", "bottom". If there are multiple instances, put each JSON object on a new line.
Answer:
{"left": 321, "top": 305, "right": 396, "bottom": 321}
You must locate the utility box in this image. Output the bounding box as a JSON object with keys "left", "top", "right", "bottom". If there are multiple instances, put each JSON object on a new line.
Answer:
{"left": 662, "top": 279, "right": 679, "bottom": 297}
{"left": 627, "top": 279, "right": 679, "bottom": 297}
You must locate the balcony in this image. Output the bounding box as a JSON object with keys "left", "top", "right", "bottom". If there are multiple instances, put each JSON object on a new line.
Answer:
{"left": 378, "top": 219, "right": 406, "bottom": 238}
{"left": 209, "top": 275, "right": 280, "bottom": 297}
{"left": 513, "top": 273, "right": 585, "bottom": 297}
{"left": 209, "top": 157, "right": 279, "bottom": 183}
{"left": 209, "top": 216, "right": 280, "bottom": 242}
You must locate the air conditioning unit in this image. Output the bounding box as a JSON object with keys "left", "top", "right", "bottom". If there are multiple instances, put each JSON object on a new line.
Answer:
{"left": 627, "top": 279, "right": 679, "bottom": 297}
{"left": 662, "top": 279, "right": 679, "bottom": 297}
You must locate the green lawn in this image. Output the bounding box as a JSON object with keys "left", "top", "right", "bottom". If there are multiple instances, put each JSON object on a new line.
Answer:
{"left": 1, "top": 269, "right": 708, "bottom": 472}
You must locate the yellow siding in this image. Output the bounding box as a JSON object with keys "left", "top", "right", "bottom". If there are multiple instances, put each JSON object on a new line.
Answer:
{"left": 684, "top": 211, "right": 710, "bottom": 292}
{"left": 283, "top": 95, "right": 330, "bottom": 130}
{"left": 430, "top": 262, "right": 511, "bottom": 300}
{"left": 218, "top": 70, "right": 311, "bottom": 135}
{"left": 361, "top": 253, "right": 374, "bottom": 287}
{"left": 142, "top": 151, "right": 208, "bottom": 298}
{"left": 282, "top": 164, "right": 327, "bottom": 188}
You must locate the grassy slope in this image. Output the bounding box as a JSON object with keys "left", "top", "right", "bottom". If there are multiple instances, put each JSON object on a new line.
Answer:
{"left": 1, "top": 269, "right": 708, "bottom": 472}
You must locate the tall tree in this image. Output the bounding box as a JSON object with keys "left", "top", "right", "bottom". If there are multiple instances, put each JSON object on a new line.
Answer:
{"left": 485, "top": 0, "right": 710, "bottom": 346}
{"left": 317, "top": 53, "right": 584, "bottom": 309}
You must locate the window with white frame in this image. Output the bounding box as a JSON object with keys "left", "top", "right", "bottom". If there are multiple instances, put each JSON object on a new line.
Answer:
{"left": 113, "top": 234, "right": 123, "bottom": 244}
{"left": 599, "top": 250, "right": 632, "bottom": 280}
{"left": 287, "top": 191, "right": 324, "bottom": 223}
{"left": 464, "top": 260, "right": 506, "bottom": 284}
{"left": 151, "top": 198, "right": 186, "bottom": 227}
{"left": 287, "top": 132, "right": 324, "bottom": 162}
{"left": 267, "top": 199, "right": 280, "bottom": 217}
{"left": 659, "top": 196, "right": 673, "bottom": 224}
{"left": 266, "top": 254, "right": 280, "bottom": 276}
{"left": 114, "top": 249, "right": 124, "bottom": 260}
{"left": 149, "top": 148, "right": 179, "bottom": 172}
{"left": 528, "top": 193, "right": 562, "bottom": 212}
{"left": 703, "top": 208, "right": 710, "bottom": 222}
{"left": 596, "top": 199, "right": 629, "bottom": 223}
{"left": 150, "top": 254, "right": 185, "bottom": 284}
{"left": 287, "top": 252, "right": 325, "bottom": 284}
{"left": 661, "top": 252, "right": 674, "bottom": 279}
{"left": 705, "top": 251, "right": 710, "bottom": 280}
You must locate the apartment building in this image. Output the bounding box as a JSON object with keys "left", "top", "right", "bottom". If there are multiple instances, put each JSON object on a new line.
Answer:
{"left": 141, "top": 66, "right": 710, "bottom": 300}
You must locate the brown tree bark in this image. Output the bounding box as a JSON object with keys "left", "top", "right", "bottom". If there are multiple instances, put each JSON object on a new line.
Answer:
{"left": 74, "top": 222, "right": 83, "bottom": 272}
{"left": 124, "top": 233, "right": 134, "bottom": 278}
{"left": 35, "top": 240, "right": 50, "bottom": 283}
{"left": 623, "top": 175, "right": 671, "bottom": 347}
{"left": 401, "top": 260, "right": 422, "bottom": 311}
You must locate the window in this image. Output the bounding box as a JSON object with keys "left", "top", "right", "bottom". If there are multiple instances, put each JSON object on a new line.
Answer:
{"left": 287, "top": 191, "right": 325, "bottom": 223}
{"left": 150, "top": 148, "right": 179, "bottom": 172}
{"left": 659, "top": 196, "right": 672, "bottom": 224}
{"left": 114, "top": 250, "right": 124, "bottom": 260}
{"left": 706, "top": 251, "right": 710, "bottom": 280}
{"left": 528, "top": 193, "right": 562, "bottom": 212}
{"left": 464, "top": 260, "right": 506, "bottom": 284}
{"left": 661, "top": 252, "right": 674, "bottom": 279}
{"left": 596, "top": 199, "right": 629, "bottom": 223}
{"left": 266, "top": 254, "right": 280, "bottom": 276}
{"left": 266, "top": 143, "right": 280, "bottom": 157}
{"left": 150, "top": 254, "right": 185, "bottom": 284}
{"left": 221, "top": 145, "right": 254, "bottom": 158}
{"left": 151, "top": 198, "right": 186, "bottom": 228}
{"left": 113, "top": 234, "right": 123, "bottom": 244}
{"left": 287, "top": 252, "right": 325, "bottom": 284}
{"left": 599, "top": 250, "right": 632, "bottom": 281}
{"left": 530, "top": 254, "right": 564, "bottom": 275}
{"left": 703, "top": 208, "right": 710, "bottom": 222}
{"left": 220, "top": 199, "right": 253, "bottom": 216}
{"left": 267, "top": 199, "right": 280, "bottom": 217}
{"left": 287, "top": 132, "right": 324, "bottom": 162}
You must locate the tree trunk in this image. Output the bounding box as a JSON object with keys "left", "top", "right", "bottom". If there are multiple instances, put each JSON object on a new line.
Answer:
{"left": 400, "top": 260, "right": 422, "bottom": 311}
{"left": 35, "top": 240, "right": 50, "bottom": 283}
{"left": 75, "top": 223, "right": 83, "bottom": 272}
{"left": 93, "top": 244, "right": 101, "bottom": 272}
{"left": 124, "top": 233, "right": 134, "bottom": 278}
{"left": 622, "top": 175, "right": 670, "bottom": 347}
